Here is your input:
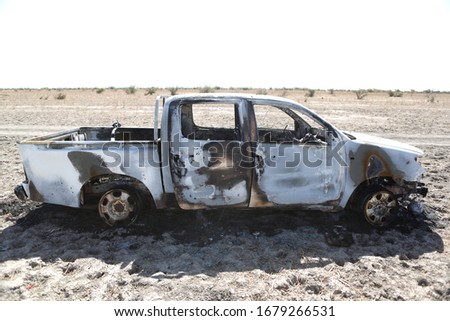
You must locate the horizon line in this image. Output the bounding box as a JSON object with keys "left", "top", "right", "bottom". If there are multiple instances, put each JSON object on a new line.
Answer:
{"left": 0, "top": 87, "right": 448, "bottom": 93}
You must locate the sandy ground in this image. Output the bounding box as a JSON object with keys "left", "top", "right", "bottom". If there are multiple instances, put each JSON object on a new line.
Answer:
{"left": 0, "top": 88, "right": 449, "bottom": 300}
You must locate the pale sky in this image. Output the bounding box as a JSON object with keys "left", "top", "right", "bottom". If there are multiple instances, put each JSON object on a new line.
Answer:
{"left": 0, "top": 0, "right": 449, "bottom": 90}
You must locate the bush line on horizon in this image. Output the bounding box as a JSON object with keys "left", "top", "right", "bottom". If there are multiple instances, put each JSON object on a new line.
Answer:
{"left": 2, "top": 87, "right": 447, "bottom": 103}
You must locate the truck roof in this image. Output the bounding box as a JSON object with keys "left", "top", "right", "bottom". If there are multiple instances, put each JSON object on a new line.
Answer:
{"left": 165, "top": 93, "right": 300, "bottom": 106}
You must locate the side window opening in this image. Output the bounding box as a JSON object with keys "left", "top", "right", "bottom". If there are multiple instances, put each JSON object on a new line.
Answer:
{"left": 253, "top": 104, "right": 328, "bottom": 144}
{"left": 180, "top": 103, "right": 240, "bottom": 140}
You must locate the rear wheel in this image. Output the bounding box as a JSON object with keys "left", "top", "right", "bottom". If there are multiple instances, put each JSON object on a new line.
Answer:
{"left": 98, "top": 188, "right": 141, "bottom": 226}
{"left": 359, "top": 187, "right": 398, "bottom": 227}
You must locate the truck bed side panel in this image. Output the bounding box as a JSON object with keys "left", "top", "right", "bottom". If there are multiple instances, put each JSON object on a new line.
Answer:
{"left": 20, "top": 142, "right": 164, "bottom": 208}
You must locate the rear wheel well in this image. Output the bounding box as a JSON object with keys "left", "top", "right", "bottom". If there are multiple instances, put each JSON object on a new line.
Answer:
{"left": 81, "top": 174, "right": 155, "bottom": 210}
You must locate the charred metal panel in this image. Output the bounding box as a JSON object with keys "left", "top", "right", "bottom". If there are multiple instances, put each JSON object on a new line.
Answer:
{"left": 346, "top": 133, "right": 424, "bottom": 184}
{"left": 339, "top": 132, "right": 426, "bottom": 207}
{"left": 170, "top": 140, "right": 251, "bottom": 209}
{"left": 68, "top": 151, "right": 113, "bottom": 182}
{"left": 20, "top": 144, "right": 84, "bottom": 207}
{"left": 366, "top": 154, "right": 386, "bottom": 179}
{"left": 168, "top": 97, "right": 253, "bottom": 209}
{"left": 89, "top": 143, "right": 165, "bottom": 207}
{"left": 19, "top": 140, "right": 165, "bottom": 209}
{"left": 252, "top": 142, "right": 344, "bottom": 206}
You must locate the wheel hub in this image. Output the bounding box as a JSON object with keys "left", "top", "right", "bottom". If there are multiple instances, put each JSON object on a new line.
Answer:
{"left": 373, "top": 204, "right": 387, "bottom": 215}
{"left": 98, "top": 189, "right": 137, "bottom": 226}
{"left": 112, "top": 201, "right": 126, "bottom": 214}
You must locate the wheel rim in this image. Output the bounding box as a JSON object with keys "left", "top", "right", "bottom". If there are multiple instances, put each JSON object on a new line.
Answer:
{"left": 98, "top": 189, "right": 138, "bottom": 226}
{"left": 364, "top": 191, "right": 397, "bottom": 227}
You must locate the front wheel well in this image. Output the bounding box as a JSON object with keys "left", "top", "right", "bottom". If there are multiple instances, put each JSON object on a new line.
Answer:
{"left": 346, "top": 177, "right": 397, "bottom": 210}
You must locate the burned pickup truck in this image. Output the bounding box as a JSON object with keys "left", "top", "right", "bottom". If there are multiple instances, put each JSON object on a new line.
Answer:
{"left": 15, "top": 94, "right": 427, "bottom": 227}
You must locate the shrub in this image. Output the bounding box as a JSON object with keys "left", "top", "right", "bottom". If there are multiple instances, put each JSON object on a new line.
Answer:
{"left": 125, "top": 86, "right": 136, "bottom": 94}
{"left": 427, "top": 93, "right": 436, "bottom": 103}
{"left": 328, "top": 89, "right": 334, "bottom": 95}
{"left": 168, "top": 87, "right": 178, "bottom": 95}
{"left": 55, "top": 93, "right": 66, "bottom": 100}
{"left": 144, "top": 87, "right": 157, "bottom": 96}
{"left": 354, "top": 90, "right": 367, "bottom": 100}
{"left": 199, "top": 86, "right": 214, "bottom": 93}
{"left": 388, "top": 89, "right": 403, "bottom": 97}
{"left": 96, "top": 88, "right": 104, "bottom": 94}
{"left": 256, "top": 89, "right": 268, "bottom": 95}
{"left": 305, "top": 89, "right": 315, "bottom": 98}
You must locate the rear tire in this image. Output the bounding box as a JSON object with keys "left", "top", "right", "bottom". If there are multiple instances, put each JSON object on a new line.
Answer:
{"left": 98, "top": 187, "right": 142, "bottom": 226}
{"left": 358, "top": 186, "right": 398, "bottom": 227}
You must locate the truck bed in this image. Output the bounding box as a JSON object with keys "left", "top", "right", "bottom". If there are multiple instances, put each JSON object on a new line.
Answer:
{"left": 22, "top": 126, "right": 159, "bottom": 145}
{"left": 17, "top": 126, "right": 165, "bottom": 209}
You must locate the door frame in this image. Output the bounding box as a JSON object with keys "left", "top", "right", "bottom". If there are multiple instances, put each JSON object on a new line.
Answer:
{"left": 167, "top": 97, "right": 255, "bottom": 209}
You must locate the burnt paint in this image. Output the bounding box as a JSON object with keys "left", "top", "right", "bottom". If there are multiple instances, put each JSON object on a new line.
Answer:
{"left": 196, "top": 166, "right": 249, "bottom": 191}
{"left": 174, "top": 140, "right": 252, "bottom": 208}
{"left": 197, "top": 141, "right": 252, "bottom": 190}
{"left": 28, "top": 180, "right": 44, "bottom": 202}
{"left": 366, "top": 154, "right": 387, "bottom": 179}
{"left": 68, "top": 151, "right": 113, "bottom": 184}
{"left": 248, "top": 175, "right": 272, "bottom": 207}
{"left": 349, "top": 145, "right": 395, "bottom": 185}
